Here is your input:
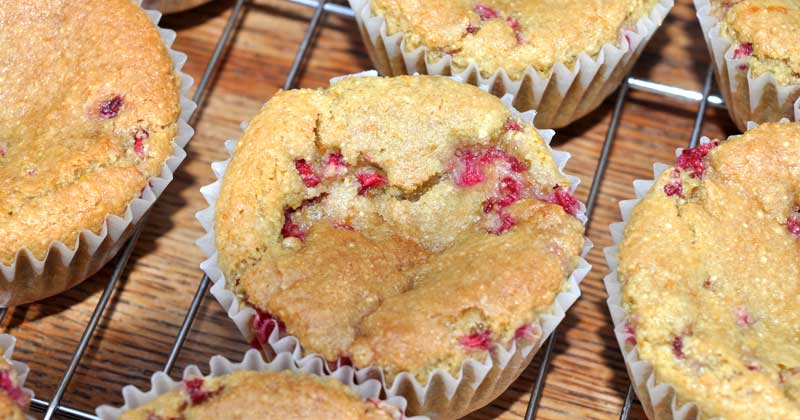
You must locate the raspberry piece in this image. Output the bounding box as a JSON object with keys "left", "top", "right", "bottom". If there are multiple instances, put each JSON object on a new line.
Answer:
{"left": 664, "top": 182, "right": 683, "bottom": 197}
{"left": 780, "top": 367, "right": 799, "bottom": 383}
{"left": 0, "top": 142, "right": 6, "bottom": 158}
{"left": 0, "top": 370, "right": 27, "bottom": 409}
{"left": 183, "top": 377, "right": 222, "bottom": 405}
{"left": 664, "top": 169, "right": 683, "bottom": 197}
{"left": 250, "top": 309, "right": 286, "bottom": 348}
{"left": 324, "top": 152, "right": 347, "bottom": 174}
{"left": 513, "top": 323, "right": 536, "bottom": 340}
{"left": 133, "top": 129, "right": 148, "bottom": 158}
{"left": 547, "top": 186, "right": 580, "bottom": 216}
{"left": 787, "top": 212, "right": 800, "bottom": 236}
{"left": 733, "top": 42, "right": 753, "bottom": 59}
{"left": 672, "top": 336, "right": 685, "bottom": 359}
{"left": 474, "top": 4, "right": 498, "bottom": 20}
{"left": 466, "top": 23, "right": 478, "bottom": 34}
{"left": 295, "top": 159, "right": 320, "bottom": 187}
{"left": 676, "top": 141, "right": 718, "bottom": 178}
{"left": 624, "top": 322, "right": 637, "bottom": 345}
{"left": 504, "top": 118, "right": 522, "bottom": 132}
{"left": 735, "top": 305, "right": 753, "bottom": 327}
{"left": 99, "top": 95, "right": 124, "bottom": 119}
{"left": 458, "top": 328, "right": 492, "bottom": 350}
{"left": 480, "top": 147, "right": 526, "bottom": 172}
{"left": 484, "top": 176, "right": 522, "bottom": 212}
{"left": 452, "top": 149, "right": 485, "bottom": 187}
{"left": 506, "top": 17, "right": 524, "bottom": 44}
{"left": 747, "top": 365, "right": 761, "bottom": 372}
{"left": 357, "top": 171, "right": 388, "bottom": 195}
{"left": 487, "top": 211, "right": 516, "bottom": 234}
{"left": 280, "top": 210, "right": 306, "bottom": 241}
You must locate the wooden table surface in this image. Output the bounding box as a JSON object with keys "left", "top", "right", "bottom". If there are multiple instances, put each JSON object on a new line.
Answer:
{"left": 5, "top": 0, "right": 740, "bottom": 418}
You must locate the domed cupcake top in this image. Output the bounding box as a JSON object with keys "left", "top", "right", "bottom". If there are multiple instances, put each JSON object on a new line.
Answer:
{"left": 370, "top": 0, "right": 658, "bottom": 78}
{"left": 618, "top": 122, "right": 800, "bottom": 419}
{"left": 0, "top": 0, "right": 181, "bottom": 263}
{"left": 118, "top": 370, "right": 401, "bottom": 420}
{"left": 215, "top": 75, "right": 585, "bottom": 382}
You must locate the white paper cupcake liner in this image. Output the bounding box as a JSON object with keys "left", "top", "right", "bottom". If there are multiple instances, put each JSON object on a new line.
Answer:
{"left": 196, "top": 71, "right": 592, "bottom": 419}
{"left": 0, "top": 2, "right": 196, "bottom": 307}
{"left": 348, "top": 0, "right": 673, "bottom": 129}
{"left": 695, "top": 0, "right": 800, "bottom": 132}
{"left": 0, "top": 334, "right": 35, "bottom": 420}
{"left": 602, "top": 125, "right": 783, "bottom": 419}
{"left": 95, "top": 349, "right": 426, "bottom": 420}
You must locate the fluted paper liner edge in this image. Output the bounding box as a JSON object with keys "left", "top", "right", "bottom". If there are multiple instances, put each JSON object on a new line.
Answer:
{"left": 695, "top": 0, "right": 800, "bottom": 131}
{"left": 95, "top": 349, "right": 426, "bottom": 420}
{"left": 348, "top": 0, "right": 673, "bottom": 128}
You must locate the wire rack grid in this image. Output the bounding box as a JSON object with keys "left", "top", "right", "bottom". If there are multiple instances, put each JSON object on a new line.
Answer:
{"left": 5, "top": 1, "right": 723, "bottom": 418}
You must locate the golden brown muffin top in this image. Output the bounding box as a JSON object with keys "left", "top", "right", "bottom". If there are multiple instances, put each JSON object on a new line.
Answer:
{"left": 714, "top": 0, "right": 800, "bottom": 85}
{"left": 119, "top": 370, "right": 399, "bottom": 420}
{"left": 215, "top": 76, "right": 584, "bottom": 381}
{"left": 618, "top": 122, "right": 800, "bottom": 419}
{"left": 370, "top": 0, "right": 658, "bottom": 79}
{"left": 0, "top": 0, "right": 181, "bottom": 264}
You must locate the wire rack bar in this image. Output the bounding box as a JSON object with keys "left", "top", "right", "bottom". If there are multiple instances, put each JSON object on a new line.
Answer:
{"left": 40, "top": 221, "right": 147, "bottom": 420}
{"left": 617, "top": 63, "right": 716, "bottom": 420}
{"left": 163, "top": 0, "right": 248, "bottom": 376}
{"left": 15, "top": 1, "right": 729, "bottom": 419}
{"left": 526, "top": 76, "right": 632, "bottom": 420}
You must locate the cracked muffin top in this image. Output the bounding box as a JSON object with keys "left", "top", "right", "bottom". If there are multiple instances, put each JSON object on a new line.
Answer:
{"left": 0, "top": 351, "right": 28, "bottom": 420}
{"left": 215, "top": 75, "right": 585, "bottom": 382}
{"left": 712, "top": 0, "right": 800, "bottom": 85}
{"left": 118, "top": 370, "right": 401, "bottom": 420}
{"left": 369, "top": 0, "right": 659, "bottom": 79}
{"left": 618, "top": 122, "right": 800, "bottom": 419}
{"left": 0, "top": 0, "right": 181, "bottom": 264}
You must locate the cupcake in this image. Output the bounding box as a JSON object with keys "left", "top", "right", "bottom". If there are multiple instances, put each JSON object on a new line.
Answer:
{"left": 198, "top": 73, "right": 590, "bottom": 418}
{"left": 605, "top": 121, "right": 800, "bottom": 419}
{"left": 0, "top": 0, "right": 194, "bottom": 305}
{"left": 349, "top": 0, "right": 673, "bottom": 128}
{"left": 696, "top": 0, "right": 800, "bottom": 131}
{"left": 0, "top": 335, "right": 34, "bottom": 420}
{"left": 97, "top": 350, "right": 422, "bottom": 420}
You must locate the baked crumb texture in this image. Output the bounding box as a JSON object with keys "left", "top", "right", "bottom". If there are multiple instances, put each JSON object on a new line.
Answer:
{"left": 0, "top": 352, "right": 28, "bottom": 420}
{"left": 214, "top": 76, "right": 585, "bottom": 384}
{"left": 713, "top": 0, "right": 800, "bottom": 85}
{"left": 0, "top": 0, "right": 181, "bottom": 264}
{"left": 618, "top": 122, "right": 800, "bottom": 419}
{"left": 370, "top": 0, "right": 658, "bottom": 80}
{"left": 117, "top": 370, "right": 400, "bottom": 420}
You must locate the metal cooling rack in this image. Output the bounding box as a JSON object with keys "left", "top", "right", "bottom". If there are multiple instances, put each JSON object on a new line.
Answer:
{"left": 5, "top": 1, "right": 723, "bottom": 418}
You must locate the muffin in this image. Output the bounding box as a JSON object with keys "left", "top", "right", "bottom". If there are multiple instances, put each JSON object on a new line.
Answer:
{"left": 0, "top": 355, "right": 28, "bottom": 420}
{"left": 349, "top": 0, "right": 673, "bottom": 128}
{"left": 200, "top": 74, "right": 588, "bottom": 418}
{"left": 0, "top": 0, "right": 191, "bottom": 305}
{"left": 116, "top": 371, "right": 401, "bottom": 420}
{"left": 607, "top": 122, "right": 800, "bottom": 419}
{"left": 696, "top": 0, "right": 800, "bottom": 131}
{"left": 0, "top": 335, "right": 33, "bottom": 420}
{"left": 97, "top": 350, "right": 421, "bottom": 420}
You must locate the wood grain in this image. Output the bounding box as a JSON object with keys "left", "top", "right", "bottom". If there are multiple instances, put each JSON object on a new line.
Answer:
{"left": 3, "top": 0, "right": 739, "bottom": 418}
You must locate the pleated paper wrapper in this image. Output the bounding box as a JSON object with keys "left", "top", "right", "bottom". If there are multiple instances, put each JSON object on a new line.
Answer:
{"left": 349, "top": 0, "right": 672, "bottom": 128}
{"left": 96, "top": 349, "right": 426, "bottom": 420}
